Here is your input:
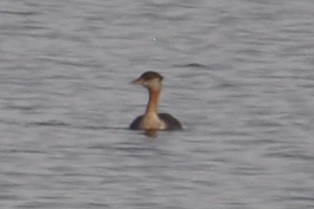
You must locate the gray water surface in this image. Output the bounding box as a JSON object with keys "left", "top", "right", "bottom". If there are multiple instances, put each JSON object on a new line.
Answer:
{"left": 1, "top": 0, "right": 314, "bottom": 209}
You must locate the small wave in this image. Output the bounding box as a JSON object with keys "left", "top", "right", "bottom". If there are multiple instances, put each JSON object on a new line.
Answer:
{"left": 0, "top": 10, "right": 39, "bottom": 16}
{"left": 26, "top": 120, "right": 70, "bottom": 127}
{"left": 78, "top": 125, "right": 127, "bottom": 130}
{"left": 173, "top": 63, "right": 208, "bottom": 68}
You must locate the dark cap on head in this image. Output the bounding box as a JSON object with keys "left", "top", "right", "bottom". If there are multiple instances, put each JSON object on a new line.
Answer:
{"left": 138, "top": 71, "right": 163, "bottom": 81}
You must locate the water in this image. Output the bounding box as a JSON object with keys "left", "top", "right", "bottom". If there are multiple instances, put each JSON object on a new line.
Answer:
{"left": 1, "top": 0, "right": 314, "bottom": 208}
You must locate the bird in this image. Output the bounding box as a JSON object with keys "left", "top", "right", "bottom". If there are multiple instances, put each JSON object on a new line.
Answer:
{"left": 129, "top": 71, "right": 182, "bottom": 131}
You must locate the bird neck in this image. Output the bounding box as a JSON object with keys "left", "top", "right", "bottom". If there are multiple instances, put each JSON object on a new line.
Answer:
{"left": 145, "top": 88, "right": 161, "bottom": 116}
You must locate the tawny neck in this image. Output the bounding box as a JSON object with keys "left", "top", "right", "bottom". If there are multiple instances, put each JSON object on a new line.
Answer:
{"left": 145, "top": 89, "right": 161, "bottom": 115}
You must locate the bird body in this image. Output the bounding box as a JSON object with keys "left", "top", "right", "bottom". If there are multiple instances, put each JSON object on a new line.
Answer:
{"left": 130, "top": 71, "right": 182, "bottom": 131}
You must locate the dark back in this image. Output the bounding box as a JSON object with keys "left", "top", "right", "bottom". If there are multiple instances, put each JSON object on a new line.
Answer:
{"left": 159, "top": 113, "right": 183, "bottom": 130}
{"left": 129, "top": 115, "right": 143, "bottom": 130}
{"left": 129, "top": 113, "right": 182, "bottom": 130}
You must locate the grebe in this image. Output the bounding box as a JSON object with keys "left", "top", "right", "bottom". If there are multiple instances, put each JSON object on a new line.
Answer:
{"left": 130, "top": 71, "right": 182, "bottom": 131}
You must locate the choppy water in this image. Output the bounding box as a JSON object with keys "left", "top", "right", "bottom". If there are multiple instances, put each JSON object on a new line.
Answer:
{"left": 1, "top": 0, "right": 314, "bottom": 208}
